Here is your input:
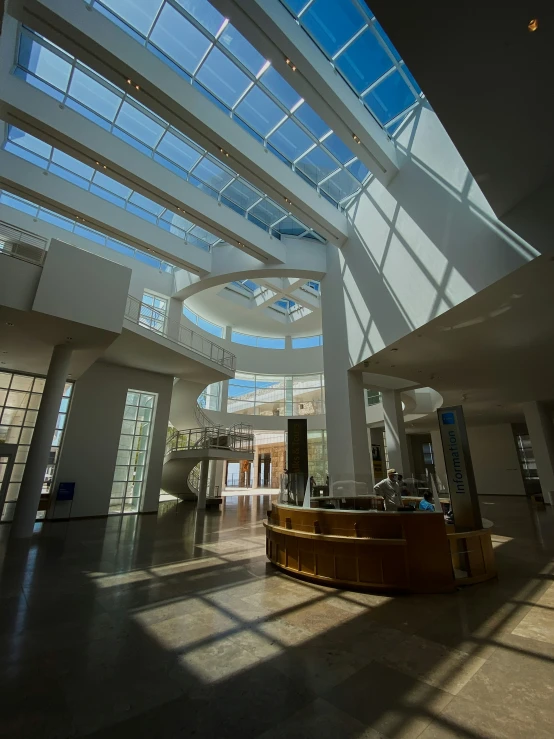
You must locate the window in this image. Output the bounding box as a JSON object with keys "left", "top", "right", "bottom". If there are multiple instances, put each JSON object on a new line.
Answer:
{"left": 366, "top": 389, "right": 381, "bottom": 406}
{"left": 15, "top": 27, "right": 324, "bottom": 240}
{"left": 422, "top": 442, "right": 434, "bottom": 466}
{"left": 198, "top": 382, "right": 221, "bottom": 412}
{"left": 292, "top": 335, "right": 323, "bottom": 348}
{"left": 140, "top": 292, "right": 168, "bottom": 333}
{"left": 86, "top": 0, "right": 369, "bottom": 206}
{"left": 182, "top": 305, "right": 224, "bottom": 338}
{"left": 231, "top": 332, "right": 285, "bottom": 349}
{"left": 109, "top": 390, "right": 156, "bottom": 514}
{"left": 225, "top": 372, "right": 325, "bottom": 416}
{"left": 0, "top": 190, "right": 175, "bottom": 273}
{"left": 0, "top": 371, "right": 72, "bottom": 521}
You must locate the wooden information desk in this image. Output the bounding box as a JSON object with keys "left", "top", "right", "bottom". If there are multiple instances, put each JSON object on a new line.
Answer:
{"left": 264, "top": 504, "right": 496, "bottom": 593}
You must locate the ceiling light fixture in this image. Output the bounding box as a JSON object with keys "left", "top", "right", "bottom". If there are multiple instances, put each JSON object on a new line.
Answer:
{"left": 528, "top": 18, "right": 538, "bottom": 32}
{"left": 285, "top": 58, "right": 297, "bottom": 71}
{"left": 353, "top": 134, "right": 361, "bottom": 144}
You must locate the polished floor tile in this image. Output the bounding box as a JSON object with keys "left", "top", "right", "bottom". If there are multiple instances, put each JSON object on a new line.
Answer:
{"left": 0, "top": 494, "right": 553, "bottom": 738}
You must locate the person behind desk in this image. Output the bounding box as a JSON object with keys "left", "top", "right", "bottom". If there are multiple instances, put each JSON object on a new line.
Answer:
{"left": 374, "top": 469, "right": 403, "bottom": 511}
{"left": 419, "top": 491, "right": 435, "bottom": 511}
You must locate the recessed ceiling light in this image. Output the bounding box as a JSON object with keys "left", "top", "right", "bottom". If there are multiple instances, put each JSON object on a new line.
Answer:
{"left": 6, "top": 322, "right": 14, "bottom": 327}
{"left": 528, "top": 18, "right": 538, "bottom": 32}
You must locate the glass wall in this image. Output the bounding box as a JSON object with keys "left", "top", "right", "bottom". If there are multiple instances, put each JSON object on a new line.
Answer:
{"left": 0, "top": 371, "right": 72, "bottom": 521}
{"left": 231, "top": 332, "right": 285, "bottom": 349}
{"left": 140, "top": 292, "right": 168, "bottom": 333}
{"left": 198, "top": 383, "right": 221, "bottom": 413}
{"left": 292, "top": 335, "right": 323, "bottom": 348}
{"left": 183, "top": 305, "right": 224, "bottom": 338}
{"left": 109, "top": 390, "right": 157, "bottom": 514}
{"left": 227, "top": 372, "right": 325, "bottom": 416}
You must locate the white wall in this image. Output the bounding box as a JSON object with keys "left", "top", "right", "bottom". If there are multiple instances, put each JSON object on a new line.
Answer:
{"left": 53, "top": 361, "right": 173, "bottom": 518}
{"left": 341, "top": 105, "right": 539, "bottom": 368}
{"left": 467, "top": 423, "right": 525, "bottom": 496}
{"left": 0, "top": 252, "right": 42, "bottom": 310}
{"left": 33, "top": 239, "right": 131, "bottom": 333}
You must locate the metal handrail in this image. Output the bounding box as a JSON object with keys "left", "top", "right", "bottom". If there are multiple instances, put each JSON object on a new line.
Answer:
{"left": 124, "top": 295, "right": 236, "bottom": 371}
{"left": 0, "top": 220, "right": 47, "bottom": 265}
{"left": 195, "top": 402, "right": 213, "bottom": 428}
{"left": 166, "top": 424, "right": 254, "bottom": 456}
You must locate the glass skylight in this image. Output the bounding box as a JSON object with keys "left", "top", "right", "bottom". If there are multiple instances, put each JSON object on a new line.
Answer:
{"left": 279, "top": 0, "right": 422, "bottom": 134}
{"left": 0, "top": 189, "right": 175, "bottom": 272}
{"left": 2, "top": 125, "right": 216, "bottom": 251}
{"left": 85, "top": 0, "right": 370, "bottom": 206}
{"left": 16, "top": 28, "right": 323, "bottom": 242}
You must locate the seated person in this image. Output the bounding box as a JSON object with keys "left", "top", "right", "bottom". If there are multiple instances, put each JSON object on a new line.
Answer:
{"left": 418, "top": 491, "right": 435, "bottom": 511}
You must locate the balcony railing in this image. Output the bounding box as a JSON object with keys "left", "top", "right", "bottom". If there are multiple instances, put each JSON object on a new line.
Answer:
{"left": 166, "top": 424, "right": 254, "bottom": 456}
{"left": 125, "top": 295, "right": 236, "bottom": 371}
{"left": 0, "top": 220, "right": 47, "bottom": 265}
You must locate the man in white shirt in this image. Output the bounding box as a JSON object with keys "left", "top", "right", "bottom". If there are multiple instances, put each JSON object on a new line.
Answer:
{"left": 374, "top": 468, "right": 403, "bottom": 511}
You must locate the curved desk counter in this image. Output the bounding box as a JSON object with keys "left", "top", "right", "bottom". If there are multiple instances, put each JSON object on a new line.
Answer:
{"left": 264, "top": 504, "right": 496, "bottom": 594}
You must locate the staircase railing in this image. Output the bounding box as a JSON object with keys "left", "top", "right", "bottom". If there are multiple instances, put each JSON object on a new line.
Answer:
{"left": 125, "top": 294, "right": 236, "bottom": 371}
{"left": 166, "top": 424, "right": 254, "bottom": 456}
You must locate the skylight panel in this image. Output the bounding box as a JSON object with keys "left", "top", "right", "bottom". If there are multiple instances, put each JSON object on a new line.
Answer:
{"left": 87, "top": 0, "right": 369, "bottom": 205}
{"left": 174, "top": 0, "right": 225, "bottom": 36}
{"left": 301, "top": 0, "right": 365, "bottom": 57}
{"left": 269, "top": 119, "right": 312, "bottom": 163}
{"left": 18, "top": 31, "right": 71, "bottom": 91}
{"left": 156, "top": 130, "right": 202, "bottom": 171}
{"left": 196, "top": 47, "right": 251, "bottom": 107}
{"left": 249, "top": 199, "right": 286, "bottom": 227}
{"left": 365, "top": 69, "right": 416, "bottom": 125}
{"left": 320, "top": 168, "right": 359, "bottom": 203}
{"left": 260, "top": 66, "right": 302, "bottom": 111}
{"left": 221, "top": 179, "right": 261, "bottom": 211}
{"left": 15, "top": 27, "right": 325, "bottom": 240}
{"left": 68, "top": 68, "right": 121, "bottom": 121}
{"left": 334, "top": 28, "right": 393, "bottom": 94}
{"left": 102, "top": 0, "right": 163, "bottom": 37}
{"left": 149, "top": 3, "right": 211, "bottom": 75}
{"left": 218, "top": 23, "right": 266, "bottom": 76}
{"left": 235, "top": 87, "right": 285, "bottom": 137}
{"left": 322, "top": 133, "right": 355, "bottom": 165}
{"left": 115, "top": 102, "right": 165, "bottom": 147}
{"left": 280, "top": 0, "right": 421, "bottom": 137}
{"left": 191, "top": 157, "right": 234, "bottom": 190}
{"left": 296, "top": 147, "right": 338, "bottom": 184}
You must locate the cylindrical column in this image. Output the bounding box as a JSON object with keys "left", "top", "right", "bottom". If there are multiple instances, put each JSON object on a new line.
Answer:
{"left": 381, "top": 389, "right": 411, "bottom": 477}
{"left": 197, "top": 458, "right": 209, "bottom": 509}
{"left": 11, "top": 344, "right": 72, "bottom": 538}
{"left": 523, "top": 401, "right": 554, "bottom": 505}
{"left": 208, "top": 460, "right": 216, "bottom": 498}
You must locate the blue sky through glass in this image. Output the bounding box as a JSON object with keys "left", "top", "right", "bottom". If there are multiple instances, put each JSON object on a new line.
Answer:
{"left": 0, "top": 189, "right": 176, "bottom": 272}
{"left": 279, "top": 0, "right": 422, "bottom": 133}
{"left": 87, "top": 0, "right": 369, "bottom": 205}
{"left": 15, "top": 28, "right": 323, "bottom": 242}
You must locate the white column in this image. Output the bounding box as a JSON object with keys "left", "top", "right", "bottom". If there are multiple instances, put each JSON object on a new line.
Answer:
{"left": 213, "top": 460, "right": 224, "bottom": 496}
{"left": 197, "top": 458, "right": 209, "bottom": 509}
{"left": 381, "top": 389, "right": 411, "bottom": 477}
{"left": 284, "top": 335, "right": 292, "bottom": 350}
{"left": 321, "top": 247, "right": 371, "bottom": 488}
{"left": 523, "top": 401, "right": 554, "bottom": 505}
{"left": 430, "top": 428, "right": 448, "bottom": 493}
{"left": 219, "top": 379, "right": 229, "bottom": 413}
{"left": 252, "top": 447, "right": 259, "bottom": 489}
{"left": 11, "top": 344, "right": 72, "bottom": 538}
{"left": 166, "top": 297, "right": 183, "bottom": 342}
{"left": 208, "top": 460, "right": 216, "bottom": 498}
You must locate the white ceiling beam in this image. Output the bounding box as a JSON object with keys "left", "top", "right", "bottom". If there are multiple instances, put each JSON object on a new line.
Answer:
{"left": 173, "top": 238, "right": 326, "bottom": 300}
{"left": 0, "top": 149, "right": 211, "bottom": 274}
{"left": 11, "top": 0, "right": 348, "bottom": 245}
{"left": 0, "top": 66, "right": 285, "bottom": 264}
{"left": 211, "top": 0, "right": 399, "bottom": 185}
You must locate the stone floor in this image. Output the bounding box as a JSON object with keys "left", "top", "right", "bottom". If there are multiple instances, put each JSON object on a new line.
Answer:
{"left": 1, "top": 494, "right": 554, "bottom": 739}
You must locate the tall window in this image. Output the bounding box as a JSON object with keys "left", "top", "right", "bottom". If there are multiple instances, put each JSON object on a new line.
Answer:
{"left": 198, "top": 383, "right": 221, "bottom": 412}
{"left": 182, "top": 305, "right": 224, "bottom": 338}
{"left": 0, "top": 371, "right": 72, "bottom": 521}
{"left": 140, "top": 292, "right": 167, "bottom": 333}
{"left": 109, "top": 390, "right": 156, "bottom": 515}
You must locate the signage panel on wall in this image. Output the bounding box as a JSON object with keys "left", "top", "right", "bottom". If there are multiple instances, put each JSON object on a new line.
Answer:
{"left": 437, "top": 406, "right": 482, "bottom": 530}
{"left": 287, "top": 419, "right": 308, "bottom": 476}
